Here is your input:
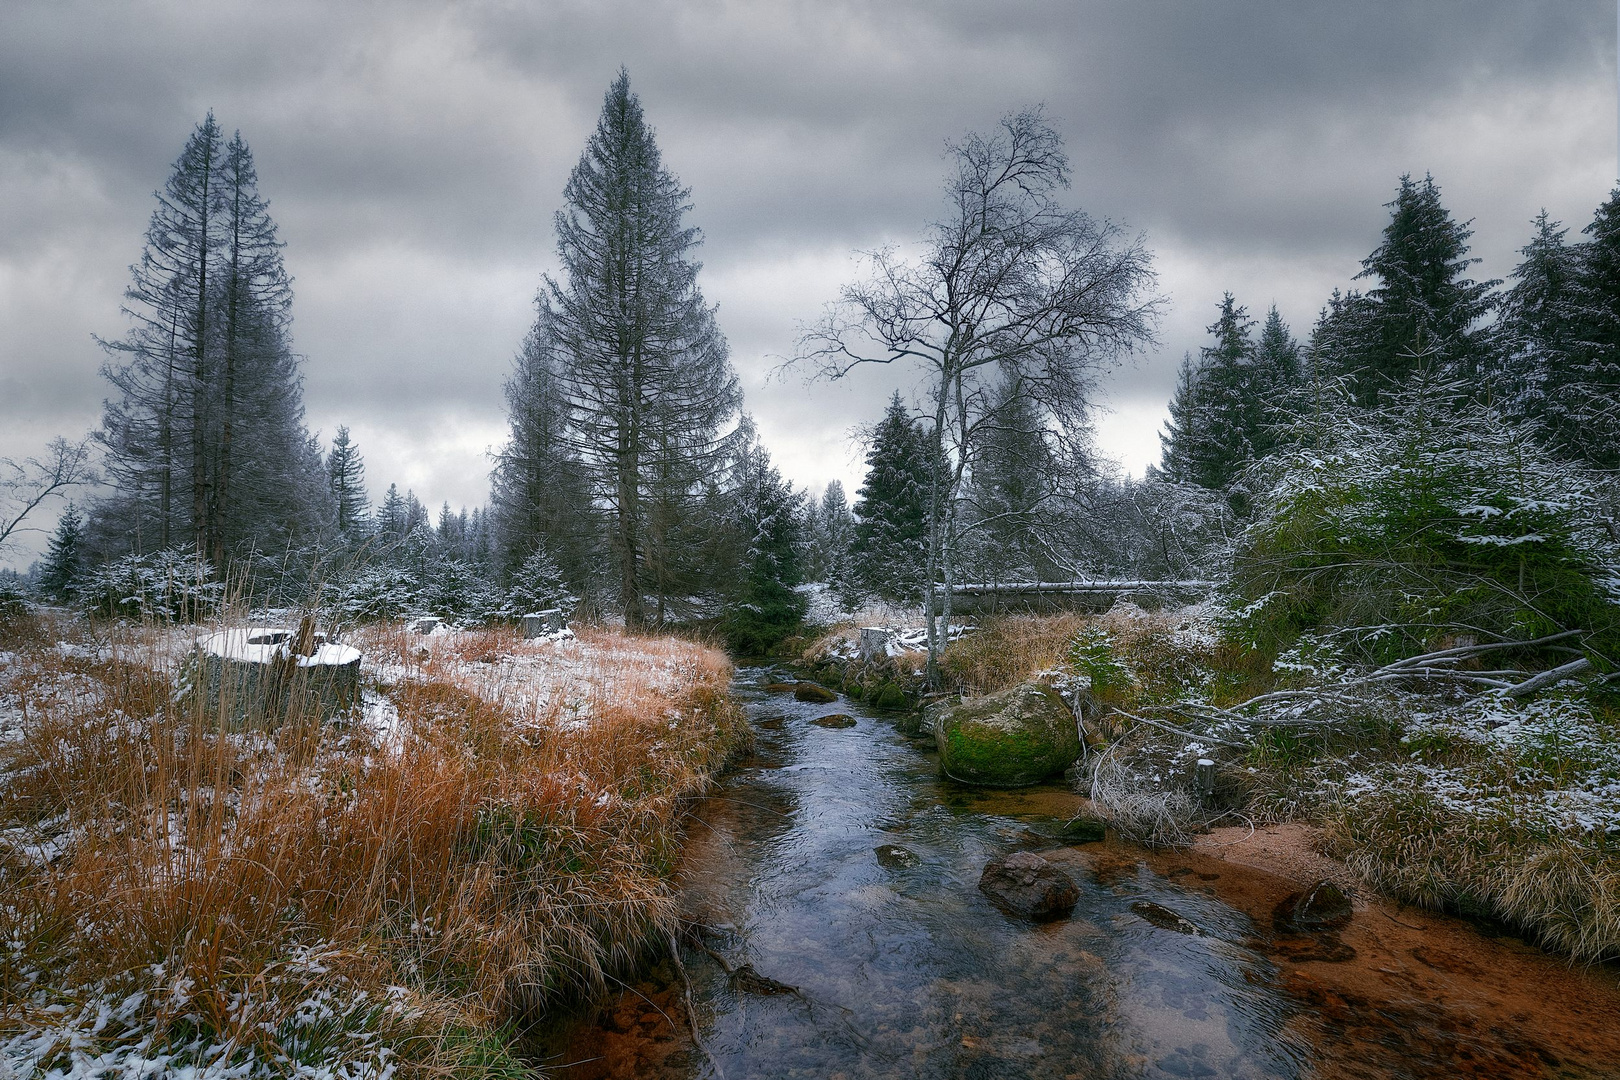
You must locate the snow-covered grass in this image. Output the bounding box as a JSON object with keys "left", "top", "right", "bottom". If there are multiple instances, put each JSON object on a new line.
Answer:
{"left": 0, "top": 611, "right": 744, "bottom": 1078}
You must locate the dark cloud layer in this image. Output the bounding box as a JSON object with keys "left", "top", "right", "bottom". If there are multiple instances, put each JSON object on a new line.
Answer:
{"left": 1, "top": 1, "right": 1614, "bottom": 564}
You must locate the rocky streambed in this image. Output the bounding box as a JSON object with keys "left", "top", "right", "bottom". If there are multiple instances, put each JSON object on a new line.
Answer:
{"left": 538, "top": 669, "right": 1620, "bottom": 1079}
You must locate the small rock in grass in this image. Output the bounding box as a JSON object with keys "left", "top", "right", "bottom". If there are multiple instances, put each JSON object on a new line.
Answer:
{"left": 793, "top": 682, "right": 838, "bottom": 703}
{"left": 1273, "top": 880, "right": 1353, "bottom": 933}
{"left": 875, "top": 844, "right": 920, "bottom": 869}
{"left": 812, "top": 713, "right": 856, "bottom": 728}
{"left": 979, "top": 851, "right": 1080, "bottom": 921}
{"left": 1131, "top": 900, "right": 1201, "bottom": 935}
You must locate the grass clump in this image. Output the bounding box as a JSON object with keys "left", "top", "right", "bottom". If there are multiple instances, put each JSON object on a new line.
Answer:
{"left": 0, "top": 613, "right": 745, "bottom": 1076}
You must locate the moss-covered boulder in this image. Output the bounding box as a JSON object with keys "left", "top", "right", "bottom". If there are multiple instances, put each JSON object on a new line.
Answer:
{"left": 871, "top": 682, "right": 908, "bottom": 710}
{"left": 935, "top": 682, "right": 1080, "bottom": 787}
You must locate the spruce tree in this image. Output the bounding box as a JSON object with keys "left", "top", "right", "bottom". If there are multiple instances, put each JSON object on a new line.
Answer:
{"left": 1157, "top": 352, "right": 1202, "bottom": 484}
{"left": 96, "top": 116, "right": 324, "bottom": 563}
{"left": 327, "top": 426, "right": 370, "bottom": 538}
{"left": 721, "top": 425, "right": 806, "bottom": 654}
{"left": 1346, "top": 173, "right": 1497, "bottom": 403}
{"left": 38, "top": 504, "right": 86, "bottom": 602}
{"left": 851, "top": 393, "right": 936, "bottom": 603}
{"left": 1558, "top": 188, "right": 1620, "bottom": 469}
{"left": 541, "top": 69, "right": 741, "bottom": 627}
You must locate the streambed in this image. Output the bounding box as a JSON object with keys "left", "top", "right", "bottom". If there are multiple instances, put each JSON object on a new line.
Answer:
{"left": 540, "top": 669, "right": 1620, "bottom": 1078}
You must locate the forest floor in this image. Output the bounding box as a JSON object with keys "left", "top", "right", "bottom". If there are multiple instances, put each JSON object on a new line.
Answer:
{"left": 0, "top": 612, "right": 745, "bottom": 1079}
{"left": 803, "top": 603, "right": 1620, "bottom": 965}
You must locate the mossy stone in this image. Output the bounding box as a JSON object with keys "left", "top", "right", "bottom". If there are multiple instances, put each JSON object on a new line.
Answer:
{"left": 936, "top": 682, "right": 1081, "bottom": 787}
{"left": 872, "top": 682, "right": 908, "bottom": 710}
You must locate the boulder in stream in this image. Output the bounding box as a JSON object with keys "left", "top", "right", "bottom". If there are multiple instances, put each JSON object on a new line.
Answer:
{"left": 978, "top": 851, "right": 1080, "bottom": 920}
{"left": 793, "top": 682, "right": 838, "bottom": 704}
{"left": 935, "top": 682, "right": 1081, "bottom": 787}
{"left": 812, "top": 713, "right": 856, "bottom": 728}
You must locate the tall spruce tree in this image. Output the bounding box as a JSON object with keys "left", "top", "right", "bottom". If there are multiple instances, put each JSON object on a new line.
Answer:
{"left": 1342, "top": 173, "right": 1497, "bottom": 403}
{"left": 327, "top": 426, "right": 370, "bottom": 538}
{"left": 539, "top": 69, "right": 741, "bottom": 627}
{"left": 96, "top": 115, "right": 325, "bottom": 563}
{"left": 1557, "top": 188, "right": 1620, "bottom": 470}
{"left": 38, "top": 504, "right": 86, "bottom": 602}
{"left": 851, "top": 393, "right": 936, "bottom": 603}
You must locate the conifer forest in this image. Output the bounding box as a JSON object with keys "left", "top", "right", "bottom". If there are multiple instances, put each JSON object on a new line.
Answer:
{"left": 3, "top": 6, "right": 1620, "bottom": 1078}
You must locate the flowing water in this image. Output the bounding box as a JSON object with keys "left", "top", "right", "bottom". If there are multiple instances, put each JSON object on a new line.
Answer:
{"left": 541, "top": 670, "right": 1620, "bottom": 1079}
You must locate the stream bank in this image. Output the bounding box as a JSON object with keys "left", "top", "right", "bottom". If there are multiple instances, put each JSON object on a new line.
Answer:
{"left": 537, "top": 668, "right": 1620, "bottom": 1079}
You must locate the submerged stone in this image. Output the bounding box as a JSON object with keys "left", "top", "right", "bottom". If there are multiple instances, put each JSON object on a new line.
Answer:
{"left": 874, "top": 843, "right": 920, "bottom": 868}
{"left": 936, "top": 682, "right": 1081, "bottom": 787}
{"left": 812, "top": 713, "right": 856, "bottom": 728}
{"left": 1131, "top": 900, "right": 1201, "bottom": 935}
{"left": 978, "top": 850, "right": 1080, "bottom": 920}
{"left": 793, "top": 682, "right": 838, "bottom": 704}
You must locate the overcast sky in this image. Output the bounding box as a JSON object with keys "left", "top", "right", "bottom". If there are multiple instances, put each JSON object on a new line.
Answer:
{"left": 2, "top": 0, "right": 1616, "bottom": 564}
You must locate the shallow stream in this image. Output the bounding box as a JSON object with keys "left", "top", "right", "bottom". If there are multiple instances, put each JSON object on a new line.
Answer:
{"left": 541, "top": 669, "right": 1620, "bottom": 1079}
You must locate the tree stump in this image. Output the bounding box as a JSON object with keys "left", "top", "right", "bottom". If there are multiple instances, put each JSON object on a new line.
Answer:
{"left": 521, "top": 609, "right": 566, "bottom": 637}
{"left": 194, "top": 616, "right": 361, "bottom": 726}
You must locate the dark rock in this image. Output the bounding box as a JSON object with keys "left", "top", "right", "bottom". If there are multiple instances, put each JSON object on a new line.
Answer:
{"left": 978, "top": 851, "right": 1080, "bottom": 920}
{"left": 812, "top": 713, "right": 856, "bottom": 729}
{"left": 936, "top": 682, "right": 1082, "bottom": 787}
{"left": 1131, "top": 900, "right": 1201, "bottom": 935}
{"left": 756, "top": 715, "right": 787, "bottom": 731}
{"left": 1274, "top": 880, "right": 1354, "bottom": 933}
{"left": 793, "top": 682, "right": 838, "bottom": 704}
{"left": 763, "top": 682, "right": 798, "bottom": 694}
{"left": 874, "top": 843, "right": 920, "bottom": 868}
{"left": 1060, "top": 816, "right": 1108, "bottom": 844}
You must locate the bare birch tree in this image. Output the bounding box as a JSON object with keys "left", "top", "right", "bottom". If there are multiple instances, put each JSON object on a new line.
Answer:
{"left": 797, "top": 107, "right": 1160, "bottom": 682}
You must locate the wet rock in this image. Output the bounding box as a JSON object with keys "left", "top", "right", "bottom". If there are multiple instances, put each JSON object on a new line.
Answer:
{"left": 1274, "top": 880, "right": 1353, "bottom": 933}
{"left": 793, "top": 682, "right": 838, "bottom": 704}
{"left": 756, "top": 715, "right": 787, "bottom": 730}
{"left": 1131, "top": 900, "right": 1201, "bottom": 935}
{"left": 1060, "top": 815, "right": 1108, "bottom": 844}
{"left": 874, "top": 843, "right": 920, "bottom": 868}
{"left": 762, "top": 682, "right": 798, "bottom": 694}
{"left": 812, "top": 713, "right": 856, "bottom": 729}
{"left": 936, "top": 682, "right": 1081, "bottom": 787}
{"left": 978, "top": 851, "right": 1080, "bottom": 920}
{"left": 729, "top": 964, "right": 800, "bottom": 997}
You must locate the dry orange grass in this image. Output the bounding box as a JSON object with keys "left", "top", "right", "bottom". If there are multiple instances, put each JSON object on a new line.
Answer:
{"left": 937, "top": 613, "right": 1093, "bottom": 695}
{"left": 0, "top": 615, "right": 744, "bottom": 1075}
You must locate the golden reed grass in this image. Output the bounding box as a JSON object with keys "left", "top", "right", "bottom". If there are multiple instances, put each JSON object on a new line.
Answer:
{"left": 0, "top": 614, "right": 746, "bottom": 1073}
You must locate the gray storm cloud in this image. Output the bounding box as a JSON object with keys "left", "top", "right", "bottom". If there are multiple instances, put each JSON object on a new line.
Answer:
{"left": 0, "top": 0, "right": 1614, "bottom": 565}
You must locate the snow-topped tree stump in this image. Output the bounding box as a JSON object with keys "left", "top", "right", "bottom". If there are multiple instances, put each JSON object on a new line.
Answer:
{"left": 521, "top": 609, "right": 566, "bottom": 638}
{"left": 193, "top": 616, "right": 361, "bottom": 726}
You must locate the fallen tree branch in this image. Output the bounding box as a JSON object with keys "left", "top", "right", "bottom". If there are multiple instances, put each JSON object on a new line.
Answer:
{"left": 668, "top": 932, "right": 726, "bottom": 1080}
{"left": 1504, "top": 657, "right": 1593, "bottom": 698}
